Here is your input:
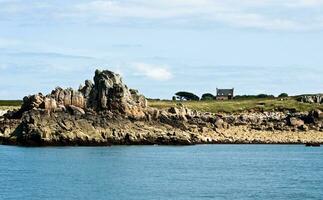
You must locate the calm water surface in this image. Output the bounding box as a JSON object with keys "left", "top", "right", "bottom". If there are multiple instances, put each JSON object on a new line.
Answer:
{"left": 0, "top": 145, "right": 322, "bottom": 200}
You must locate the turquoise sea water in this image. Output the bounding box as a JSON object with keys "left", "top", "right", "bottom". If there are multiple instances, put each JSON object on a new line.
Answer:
{"left": 0, "top": 145, "right": 322, "bottom": 200}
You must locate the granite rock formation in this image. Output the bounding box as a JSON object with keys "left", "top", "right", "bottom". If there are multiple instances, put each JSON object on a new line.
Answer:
{"left": 15, "top": 70, "right": 147, "bottom": 118}
{"left": 297, "top": 94, "right": 323, "bottom": 104}
{"left": 0, "top": 69, "right": 322, "bottom": 146}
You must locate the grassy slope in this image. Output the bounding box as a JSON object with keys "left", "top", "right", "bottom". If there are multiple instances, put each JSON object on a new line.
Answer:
{"left": 0, "top": 98, "right": 322, "bottom": 114}
{"left": 0, "top": 100, "right": 22, "bottom": 110}
{"left": 148, "top": 98, "right": 323, "bottom": 114}
{"left": 0, "top": 100, "right": 22, "bottom": 107}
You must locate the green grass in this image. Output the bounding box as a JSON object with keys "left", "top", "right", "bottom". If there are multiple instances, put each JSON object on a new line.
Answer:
{"left": 0, "top": 98, "right": 322, "bottom": 114}
{"left": 0, "top": 100, "right": 22, "bottom": 111}
{"left": 0, "top": 100, "right": 22, "bottom": 107}
{"left": 148, "top": 98, "right": 323, "bottom": 114}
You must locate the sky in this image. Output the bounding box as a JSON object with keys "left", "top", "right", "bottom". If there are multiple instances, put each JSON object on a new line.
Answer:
{"left": 0, "top": 0, "right": 323, "bottom": 100}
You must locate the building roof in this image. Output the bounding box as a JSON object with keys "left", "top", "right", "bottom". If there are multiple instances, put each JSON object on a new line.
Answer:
{"left": 217, "top": 88, "right": 234, "bottom": 96}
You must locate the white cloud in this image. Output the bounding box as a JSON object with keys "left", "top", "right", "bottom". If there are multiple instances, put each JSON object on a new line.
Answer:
{"left": 68, "top": 0, "right": 323, "bottom": 31}
{"left": 214, "top": 12, "right": 302, "bottom": 31}
{"left": 285, "top": 0, "right": 323, "bottom": 7}
{"left": 74, "top": 0, "right": 226, "bottom": 19}
{"left": 133, "top": 62, "right": 173, "bottom": 81}
{"left": 0, "top": 1, "right": 49, "bottom": 14}
{"left": 1, "top": 0, "right": 323, "bottom": 31}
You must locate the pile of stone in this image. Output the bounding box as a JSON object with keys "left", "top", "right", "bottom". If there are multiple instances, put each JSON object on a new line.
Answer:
{"left": 221, "top": 110, "right": 323, "bottom": 132}
{"left": 297, "top": 94, "right": 323, "bottom": 104}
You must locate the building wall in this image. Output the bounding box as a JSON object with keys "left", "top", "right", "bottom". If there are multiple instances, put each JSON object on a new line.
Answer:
{"left": 216, "top": 96, "right": 229, "bottom": 100}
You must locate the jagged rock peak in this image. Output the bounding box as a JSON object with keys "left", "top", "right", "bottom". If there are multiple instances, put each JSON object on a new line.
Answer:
{"left": 18, "top": 69, "right": 147, "bottom": 117}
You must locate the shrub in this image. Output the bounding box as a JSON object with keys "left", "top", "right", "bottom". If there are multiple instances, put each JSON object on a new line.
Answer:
{"left": 201, "top": 93, "right": 215, "bottom": 101}
{"left": 175, "top": 91, "right": 200, "bottom": 101}
{"left": 278, "top": 93, "right": 288, "bottom": 98}
{"left": 234, "top": 94, "right": 275, "bottom": 100}
{"left": 257, "top": 94, "right": 275, "bottom": 98}
{"left": 234, "top": 95, "right": 257, "bottom": 100}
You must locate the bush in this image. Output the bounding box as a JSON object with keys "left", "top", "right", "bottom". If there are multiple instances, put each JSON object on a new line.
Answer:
{"left": 278, "top": 93, "right": 288, "bottom": 98}
{"left": 257, "top": 94, "right": 275, "bottom": 98}
{"left": 234, "top": 95, "right": 257, "bottom": 100}
{"left": 0, "top": 100, "right": 22, "bottom": 106}
{"left": 234, "top": 94, "right": 275, "bottom": 100}
{"left": 175, "top": 91, "right": 200, "bottom": 101}
{"left": 201, "top": 93, "right": 215, "bottom": 101}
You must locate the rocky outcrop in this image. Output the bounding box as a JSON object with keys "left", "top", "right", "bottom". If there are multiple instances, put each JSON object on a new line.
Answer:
{"left": 12, "top": 70, "right": 147, "bottom": 119}
{"left": 297, "top": 94, "right": 323, "bottom": 104}
{"left": 0, "top": 69, "right": 322, "bottom": 146}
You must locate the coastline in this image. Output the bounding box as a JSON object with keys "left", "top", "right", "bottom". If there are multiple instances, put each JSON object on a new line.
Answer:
{"left": 0, "top": 70, "right": 322, "bottom": 147}
{"left": 1, "top": 111, "right": 322, "bottom": 146}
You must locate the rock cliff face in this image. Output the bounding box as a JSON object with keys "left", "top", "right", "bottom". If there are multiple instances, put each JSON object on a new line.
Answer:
{"left": 0, "top": 69, "right": 322, "bottom": 146}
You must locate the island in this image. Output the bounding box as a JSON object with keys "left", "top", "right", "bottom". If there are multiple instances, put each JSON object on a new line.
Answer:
{"left": 0, "top": 69, "right": 322, "bottom": 146}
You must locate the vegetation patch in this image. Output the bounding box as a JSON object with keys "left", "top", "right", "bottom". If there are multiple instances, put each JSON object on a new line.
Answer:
{"left": 1, "top": 98, "right": 322, "bottom": 114}
{"left": 149, "top": 98, "right": 323, "bottom": 114}
{"left": 0, "top": 100, "right": 22, "bottom": 107}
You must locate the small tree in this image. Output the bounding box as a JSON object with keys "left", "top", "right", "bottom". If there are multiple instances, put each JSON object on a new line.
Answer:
{"left": 201, "top": 93, "right": 215, "bottom": 101}
{"left": 175, "top": 91, "right": 200, "bottom": 101}
{"left": 172, "top": 96, "right": 176, "bottom": 101}
{"left": 257, "top": 94, "right": 275, "bottom": 98}
{"left": 278, "top": 93, "right": 288, "bottom": 98}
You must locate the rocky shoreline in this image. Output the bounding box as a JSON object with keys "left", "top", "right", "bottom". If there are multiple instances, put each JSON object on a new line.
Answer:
{"left": 1, "top": 70, "right": 322, "bottom": 146}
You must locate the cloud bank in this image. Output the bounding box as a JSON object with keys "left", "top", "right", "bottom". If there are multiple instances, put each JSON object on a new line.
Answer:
{"left": 2, "top": 0, "right": 323, "bottom": 31}
{"left": 72, "top": 0, "right": 304, "bottom": 30}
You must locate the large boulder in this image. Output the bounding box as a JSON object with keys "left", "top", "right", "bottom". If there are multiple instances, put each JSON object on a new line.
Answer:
{"left": 51, "top": 87, "right": 85, "bottom": 108}
{"left": 214, "top": 117, "right": 225, "bottom": 129}
{"left": 16, "top": 70, "right": 147, "bottom": 119}
{"left": 288, "top": 117, "right": 304, "bottom": 127}
{"left": 41, "top": 97, "right": 57, "bottom": 111}
{"left": 82, "top": 70, "right": 147, "bottom": 117}
{"left": 310, "top": 109, "right": 323, "bottom": 120}
{"left": 21, "top": 93, "right": 44, "bottom": 111}
{"left": 67, "top": 105, "right": 85, "bottom": 115}
{"left": 0, "top": 110, "right": 7, "bottom": 117}
{"left": 79, "top": 80, "right": 94, "bottom": 99}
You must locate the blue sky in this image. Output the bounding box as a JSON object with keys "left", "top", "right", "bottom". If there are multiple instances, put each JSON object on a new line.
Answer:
{"left": 0, "top": 0, "right": 323, "bottom": 99}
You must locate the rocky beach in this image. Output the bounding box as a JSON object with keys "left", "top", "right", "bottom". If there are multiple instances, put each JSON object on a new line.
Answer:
{"left": 0, "top": 69, "right": 322, "bottom": 146}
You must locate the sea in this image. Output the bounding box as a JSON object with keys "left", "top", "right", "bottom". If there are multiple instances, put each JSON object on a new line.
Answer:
{"left": 0, "top": 145, "right": 322, "bottom": 200}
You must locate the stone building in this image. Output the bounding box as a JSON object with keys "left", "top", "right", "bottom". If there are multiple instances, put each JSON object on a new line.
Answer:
{"left": 216, "top": 88, "right": 234, "bottom": 100}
